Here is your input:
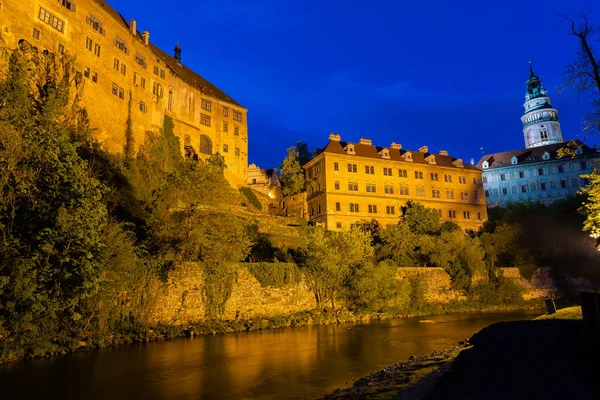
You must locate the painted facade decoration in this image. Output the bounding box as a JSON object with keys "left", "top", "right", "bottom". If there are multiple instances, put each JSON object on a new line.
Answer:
{"left": 0, "top": 0, "right": 248, "bottom": 187}
{"left": 304, "top": 134, "right": 487, "bottom": 232}
{"left": 478, "top": 64, "right": 600, "bottom": 207}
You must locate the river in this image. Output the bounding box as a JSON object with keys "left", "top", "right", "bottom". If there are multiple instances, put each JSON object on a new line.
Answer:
{"left": 0, "top": 310, "right": 541, "bottom": 399}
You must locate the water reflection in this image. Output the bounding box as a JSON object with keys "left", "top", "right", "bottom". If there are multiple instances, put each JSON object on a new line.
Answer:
{"left": 0, "top": 310, "right": 540, "bottom": 400}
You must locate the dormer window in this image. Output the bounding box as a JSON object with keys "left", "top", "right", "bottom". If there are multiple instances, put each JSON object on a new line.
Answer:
{"left": 529, "top": 157, "right": 536, "bottom": 161}
{"left": 402, "top": 151, "right": 413, "bottom": 162}
{"left": 576, "top": 147, "right": 584, "bottom": 155}
{"left": 379, "top": 149, "right": 390, "bottom": 159}
{"left": 482, "top": 161, "right": 489, "bottom": 169}
{"left": 425, "top": 154, "right": 436, "bottom": 165}
{"left": 453, "top": 158, "right": 464, "bottom": 168}
{"left": 511, "top": 156, "right": 518, "bottom": 165}
{"left": 542, "top": 151, "right": 550, "bottom": 160}
{"left": 345, "top": 144, "right": 355, "bottom": 155}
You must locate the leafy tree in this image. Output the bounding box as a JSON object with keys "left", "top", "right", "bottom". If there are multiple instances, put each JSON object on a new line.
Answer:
{"left": 279, "top": 141, "right": 311, "bottom": 196}
{"left": 376, "top": 223, "right": 418, "bottom": 266}
{"left": 401, "top": 201, "right": 441, "bottom": 235}
{"left": 343, "top": 261, "right": 405, "bottom": 313}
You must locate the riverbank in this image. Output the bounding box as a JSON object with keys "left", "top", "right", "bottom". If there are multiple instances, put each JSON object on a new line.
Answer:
{"left": 0, "top": 301, "right": 542, "bottom": 364}
{"left": 321, "top": 306, "right": 599, "bottom": 399}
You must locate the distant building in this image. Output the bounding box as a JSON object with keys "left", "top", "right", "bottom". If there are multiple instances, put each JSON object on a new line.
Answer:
{"left": 303, "top": 134, "right": 487, "bottom": 232}
{"left": 477, "top": 63, "right": 600, "bottom": 207}
{"left": 247, "top": 164, "right": 283, "bottom": 200}
{"left": 0, "top": 0, "right": 248, "bottom": 187}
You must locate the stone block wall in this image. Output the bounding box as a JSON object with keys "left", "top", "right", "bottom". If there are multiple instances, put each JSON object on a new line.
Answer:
{"left": 395, "top": 267, "right": 462, "bottom": 303}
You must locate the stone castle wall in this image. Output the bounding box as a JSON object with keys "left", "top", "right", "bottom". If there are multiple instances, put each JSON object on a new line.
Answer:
{"left": 396, "top": 267, "right": 463, "bottom": 303}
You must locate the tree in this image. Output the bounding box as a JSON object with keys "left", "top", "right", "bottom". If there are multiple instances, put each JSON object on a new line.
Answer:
{"left": 401, "top": 201, "right": 441, "bottom": 235}
{"left": 279, "top": 141, "right": 311, "bottom": 196}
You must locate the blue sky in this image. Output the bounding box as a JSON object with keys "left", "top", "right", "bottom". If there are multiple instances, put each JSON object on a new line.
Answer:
{"left": 114, "top": 0, "right": 599, "bottom": 168}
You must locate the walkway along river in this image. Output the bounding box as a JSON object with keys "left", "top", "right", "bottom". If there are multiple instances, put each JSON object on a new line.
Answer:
{"left": 0, "top": 310, "right": 541, "bottom": 399}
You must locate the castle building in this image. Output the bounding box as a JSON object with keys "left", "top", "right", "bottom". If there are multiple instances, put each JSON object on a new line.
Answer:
{"left": 304, "top": 134, "right": 487, "bottom": 232}
{"left": 247, "top": 164, "right": 283, "bottom": 200}
{"left": 0, "top": 0, "right": 248, "bottom": 187}
{"left": 477, "top": 63, "right": 600, "bottom": 207}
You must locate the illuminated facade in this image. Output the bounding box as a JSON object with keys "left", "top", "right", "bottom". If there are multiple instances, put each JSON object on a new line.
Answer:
{"left": 0, "top": 0, "right": 248, "bottom": 187}
{"left": 478, "top": 64, "right": 600, "bottom": 207}
{"left": 304, "top": 134, "right": 487, "bottom": 232}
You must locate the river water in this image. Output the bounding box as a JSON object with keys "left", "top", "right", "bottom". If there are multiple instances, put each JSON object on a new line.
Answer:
{"left": 0, "top": 310, "right": 541, "bottom": 399}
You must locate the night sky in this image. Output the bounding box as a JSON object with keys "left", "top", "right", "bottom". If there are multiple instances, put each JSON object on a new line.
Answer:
{"left": 113, "top": 0, "right": 599, "bottom": 169}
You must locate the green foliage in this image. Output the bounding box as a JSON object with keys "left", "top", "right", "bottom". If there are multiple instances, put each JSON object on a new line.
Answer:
{"left": 247, "top": 262, "right": 300, "bottom": 288}
{"left": 402, "top": 201, "right": 441, "bottom": 235}
{"left": 343, "top": 261, "right": 406, "bottom": 313}
{"left": 201, "top": 263, "right": 237, "bottom": 319}
{"left": 279, "top": 141, "right": 310, "bottom": 196}
{"left": 240, "top": 186, "right": 262, "bottom": 210}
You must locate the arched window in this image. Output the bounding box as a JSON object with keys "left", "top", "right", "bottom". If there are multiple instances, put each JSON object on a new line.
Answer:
{"left": 168, "top": 90, "right": 173, "bottom": 112}
{"left": 200, "top": 135, "right": 212, "bottom": 155}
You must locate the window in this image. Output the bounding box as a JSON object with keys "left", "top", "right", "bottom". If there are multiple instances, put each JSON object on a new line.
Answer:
{"left": 118, "top": 87, "right": 124, "bottom": 100}
{"left": 167, "top": 91, "right": 173, "bottom": 112}
{"left": 200, "top": 114, "right": 211, "bottom": 127}
{"left": 383, "top": 167, "right": 392, "bottom": 176}
{"left": 538, "top": 168, "right": 544, "bottom": 176}
{"left": 430, "top": 173, "right": 439, "bottom": 181}
{"left": 432, "top": 189, "right": 441, "bottom": 198}
{"left": 386, "top": 206, "right": 395, "bottom": 215}
{"left": 365, "top": 165, "right": 375, "bottom": 174}
{"left": 484, "top": 190, "right": 490, "bottom": 197}
{"left": 384, "top": 185, "right": 394, "bottom": 194}
{"left": 446, "top": 189, "right": 454, "bottom": 199}
{"left": 366, "top": 183, "right": 376, "bottom": 193}
{"left": 234, "top": 127, "right": 239, "bottom": 136}
{"left": 521, "top": 185, "right": 527, "bottom": 193}
{"left": 459, "top": 176, "right": 466, "bottom": 184}
{"left": 540, "top": 182, "right": 547, "bottom": 191}
{"left": 348, "top": 182, "right": 358, "bottom": 191}
{"left": 500, "top": 173, "right": 506, "bottom": 181}
{"left": 112, "top": 83, "right": 118, "bottom": 96}
{"left": 94, "top": 43, "right": 101, "bottom": 57}
{"left": 52, "top": 16, "right": 64, "bottom": 32}
{"left": 153, "top": 66, "right": 159, "bottom": 75}
{"left": 139, "top": 101, "right": 147, "bottom": 113}
{"left": 571, "top": 178, "right": 578, "bottom": 188}
{"left": 399, "top": 186, "right": 409, "bottom": 195}
{"left": 114, "top": 58, "right": 120, "bottom": 71}
{"left": 335, "top": 202, "right": 341, "bottom": 211}
{"left": 560, "top": 180, "right": 567, "bottom": 189}
{"left": 334, "top": 162, "right": 339, "bottom": 171}
{"left": 350, "top": 204, "right": 360, "bottom": 212}
{"left": 134, "top": 53, "right": 147, "bottom": 68}
{"left": 399, "top": 169, "right": 407, "bottom": 178}
{"left": 86, "top": 37, "right": 93, "bottom": 51}
{"left": 477, "top": 212, "right": 481, "bottom": 220}
{"left": 558, "top": 165, "right": 565, "bottom": 173}
{"left": 436, "top": 209, "right": 442, "bottom": 217}
{"left": 222, "top": 123, "right": 228, "bottom": 132}
{"left": 310, "top": 207, "right": 314, "bottom": 216}
{"left": 121, "top": 64, "right": 126, "bottom": 76}
{"left": 223, "top": 107, "right": 229, "bottom": 117}
{"left": 482, "top": 176, "right": 488, "bottom": 184}
{"left": 414, "top": 171, "right": 423, "bottom": 179}
{"left": 188, "top": 96, "right": 195, "bottom": 112}
{"left": 317, "top": 204, "right": 321, "bottom": 214}
{"left": 444, "top": 174, "right": 453, "bottom": 183}
{"left": 519, "top": 171, "right": 525, "bottom": 179}
{"left": 233, "top": 111, "right": 242, "bottom": 122}
{"left": 580, "top": 162, "right": 587, "bottom": 170}
{"left": 152, "top": 82, "right": 164, "bottom": 99}
{"left": 502, "top": 188, "right": 508, "bottom": 195}
{"left": 57, "top": 43, "right": 65, "bottom": 54}
{"left": 33, "top": 27, "right": 41, "bottom": 40}
{"left": 463, "top": 211, "right": 471, "bottom": 219}
{"left": 91, "top": 72, "right": 98, "bottom": 83}
{"left": 160, "top": 69, "right": 166, "bottom": 79}
{"left": 86, "top": 15, "right": 105, "bottom": 35}
{"left": 348, "top": 163, "right": 357, "bottom": 173}
{"left": 140, "top": 77, "right": 146, "bottom": 88}
{"left": 58, "top": 0, "right": 77, "bottom": 11}
{"left": 84, "top": 68, "right": 90, "bottom": 78}
{"left": 336, "top": 222, "right": 342, "bottom": 229}
{"left": 334, "top": 181, "right": 340, "bottom": 190}
{"left": 461, "top": 192, "right": 469, "bottom": 200}
{"left": 114, "top": 37, "right": 129, "bottom": 54}
{"left": 416, "top": 187, "right": 425, "bottom": 197}
{"left": 39, "top": 8, "right": 51, "bottom": 23}
{"left": 223, "top": 144, "right": 229, "bottom": 153}
{"left": 368, "top": 205, "right": 378, "bottom": 213}
{"left": 201, "top": 99, "right": 212, "bottom": 112}
{"left": 200, "top": 135, "right": 212, "bottom": 155}
{"left": 448, "top": 210, "right": 456, "bottom": 218}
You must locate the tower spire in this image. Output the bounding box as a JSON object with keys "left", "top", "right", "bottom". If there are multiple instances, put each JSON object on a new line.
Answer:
{"left": 529, "top": 60, "right": 535, "bottom": 78}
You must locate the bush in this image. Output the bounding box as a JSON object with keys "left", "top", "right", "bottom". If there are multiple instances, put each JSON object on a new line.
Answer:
{"left": 247, "top": 262, "right": 301, "bottom": 288}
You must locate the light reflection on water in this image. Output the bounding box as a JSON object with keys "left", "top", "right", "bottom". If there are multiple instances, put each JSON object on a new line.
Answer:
{"left": 0, "top": 310, "right": 541, "bottom": 400}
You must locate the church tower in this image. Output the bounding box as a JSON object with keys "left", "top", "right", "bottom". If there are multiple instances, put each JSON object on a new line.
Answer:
{"left": 521, "top": 62, "right": 563, "bottom": 148}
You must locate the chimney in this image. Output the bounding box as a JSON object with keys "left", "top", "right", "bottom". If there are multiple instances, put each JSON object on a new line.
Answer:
{"left": 142, "top": 30, "right": 150, "bottom": 45}
{"left": 129, "top": 19, "right": 137, "bottom": 35}
{"left": 328, "top": 132, "right": 341, "bottom": 141}
{"left": 390, "top": 142, "right": 402, "bottom": 150}
{"left": 439, "top": 149, "right": 448, "bottom": 156}
{"left": 358, "top": 137, "right": 372, "bottom": 145}
{"left": 174, "top": 42, "right": 182, "bottom": 63}
{"left": 418, "top": 145, "right": 429, "bottom": 153}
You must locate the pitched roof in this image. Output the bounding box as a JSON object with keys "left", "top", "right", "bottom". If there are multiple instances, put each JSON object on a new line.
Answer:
{"left": 91, "top": 0, "right": 243, "bottom": 108}
{"left": 476, "top": 141, "right": 598, "bottom": 170}
{"left": 310, "top": 140, "right": 480, "bottom": 171}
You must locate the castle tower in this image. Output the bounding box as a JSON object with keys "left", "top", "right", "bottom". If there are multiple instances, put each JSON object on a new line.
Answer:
{"left": 521, "top": 62, "right": 563, "bottom": 148}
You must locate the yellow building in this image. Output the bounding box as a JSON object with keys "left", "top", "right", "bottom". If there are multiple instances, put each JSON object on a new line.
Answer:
{"left": 0, "top": 0, "right": 248, "bottom": 187}
{"left": 304, "top": 134, "right": 487, "bottom": 232}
